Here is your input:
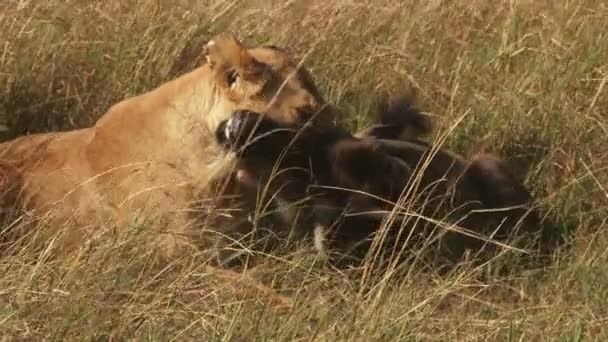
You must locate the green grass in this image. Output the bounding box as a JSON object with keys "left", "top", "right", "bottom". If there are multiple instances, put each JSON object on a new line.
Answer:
{"left": 1, "top": 0, "right": 608, "bottom": 340}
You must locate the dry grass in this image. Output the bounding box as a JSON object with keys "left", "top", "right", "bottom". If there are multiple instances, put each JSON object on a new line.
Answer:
{"left": 1, "top": 0, "right": 608, "bottom": 340}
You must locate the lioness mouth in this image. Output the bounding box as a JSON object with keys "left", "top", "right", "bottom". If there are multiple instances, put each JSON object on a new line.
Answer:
{"left": 216, "top": 111, "right": 247, "bottom": 148}
{"left": 215, "top": 110, "right": 264, "bottom": 150}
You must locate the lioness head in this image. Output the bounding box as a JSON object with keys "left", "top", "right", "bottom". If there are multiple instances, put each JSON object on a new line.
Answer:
{"left": 202, "top": 33, "right": 337, "bottom": 128}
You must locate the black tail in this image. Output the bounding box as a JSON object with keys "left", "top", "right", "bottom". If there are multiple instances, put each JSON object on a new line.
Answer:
{"left": 356, "top": 94, "right": 434, "bottom": 142}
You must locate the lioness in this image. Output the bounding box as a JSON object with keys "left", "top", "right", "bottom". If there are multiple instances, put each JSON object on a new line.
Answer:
{"left": 0, "top": 33, "right": 340, "bottom": 257}
{"left": 215, "top": 104, "right": 555, "bottom": 269}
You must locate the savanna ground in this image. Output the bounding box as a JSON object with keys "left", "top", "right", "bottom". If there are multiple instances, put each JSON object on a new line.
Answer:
{"left": 1, "top": 0, "right": 608, "bottom": 340}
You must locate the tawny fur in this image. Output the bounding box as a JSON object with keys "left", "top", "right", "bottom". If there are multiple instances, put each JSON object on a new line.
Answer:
{"left": 0, "top": 33, "right": 340, "bottom": 257}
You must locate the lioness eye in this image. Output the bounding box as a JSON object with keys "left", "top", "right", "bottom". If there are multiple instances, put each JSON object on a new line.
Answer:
{"left": 227, "top": 69, "right": 239, "bottom": 87}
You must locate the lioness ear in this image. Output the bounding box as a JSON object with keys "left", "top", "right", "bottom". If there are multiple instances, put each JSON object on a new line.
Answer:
{"left": 203, "top": 33, "right": 259, "bottom": 78}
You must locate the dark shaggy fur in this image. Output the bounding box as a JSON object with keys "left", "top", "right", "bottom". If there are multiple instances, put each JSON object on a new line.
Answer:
{"left": 355, "top": 94, "right": 433, "bottom": 143}
{"left": 215, "top": 99, "right": 558, "bottom": 270}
